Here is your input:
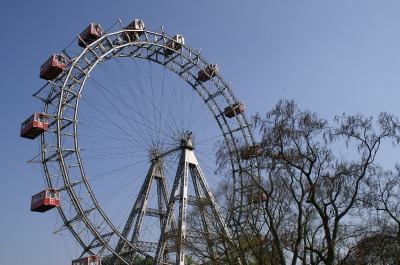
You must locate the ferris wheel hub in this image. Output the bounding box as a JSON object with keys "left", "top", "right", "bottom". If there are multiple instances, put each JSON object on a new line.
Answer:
{"left": 180, "top": 131, "right": 194, "bottom": 150}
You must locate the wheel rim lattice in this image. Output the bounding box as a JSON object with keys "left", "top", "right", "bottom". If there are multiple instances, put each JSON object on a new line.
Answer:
{"left": 32, "top": 20, "right": 260, "bottom": 264}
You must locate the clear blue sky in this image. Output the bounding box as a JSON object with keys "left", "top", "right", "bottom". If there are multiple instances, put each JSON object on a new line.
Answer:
{"left": 2, "top": 1, "right": 400, "bottom": 264}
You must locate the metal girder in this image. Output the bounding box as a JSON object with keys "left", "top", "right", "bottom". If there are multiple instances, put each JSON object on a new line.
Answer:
{"left": 111, "top": 156, "right": 171, "bottom": 264}
{"left": 43, "top": 149, "right": 75, "bottom": 163}
{"left": 155, "top": 133, "right": 232, "bottom": 265}
{"left": 54, "top": 208, "right": 96, "bottom": 234}
{"left": 88, "top": 232, "right": 114, "bottom": 249}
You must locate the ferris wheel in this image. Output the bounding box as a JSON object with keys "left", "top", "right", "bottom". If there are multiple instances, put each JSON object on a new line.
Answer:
{"left": 21, "top": 19, "right": 262, "bottom": 265}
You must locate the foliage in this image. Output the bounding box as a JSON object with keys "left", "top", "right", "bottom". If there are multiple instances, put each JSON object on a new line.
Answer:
{"left": 102, "top": 254, "right": 153, "bottom": 265}
{"left": 341, "top": 232, "right": 400, "bottom": 265}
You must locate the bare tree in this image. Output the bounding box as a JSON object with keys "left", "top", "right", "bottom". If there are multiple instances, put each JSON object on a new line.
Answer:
{"left": 348, "top": 164, "right": 400, "bottom": 265}
{"left": 340, "top": 227, "right": 400, "bottom": 265}
{"left": 215, "top": 99, "right": 400, "bottom": 265}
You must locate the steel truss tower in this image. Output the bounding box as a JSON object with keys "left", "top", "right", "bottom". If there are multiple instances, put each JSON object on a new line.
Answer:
{"left": 155, "top": 133, "right": 232, "bottom": 265}
{"left": 110, "top": 133, "right": 231, "bottom": 264}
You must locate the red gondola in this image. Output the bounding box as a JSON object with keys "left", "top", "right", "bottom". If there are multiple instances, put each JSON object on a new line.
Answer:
{"left": 78, "top": 23, "right": 103, "bottom": 47}
{"left": 240, "top": 145, "right": 262, "bottom": 160}
{"left": 72, "top": 255, "right": 102, "bottom": 265}
{"left": 39, "top": 54, "right": 66, "bottom": 80}
{"left": 247, "top": 192, "right": 267, "bottom": 204}
{"left": 30, "top": 188, "right": 60, "bottom": 212}
{"left": 20, "top": 113, "right": 49, "bottom": 140}
{"left": 123, "top": 19, "right": 145, "bottom": 41}
{"left": 198, "top": 64, "right": 219, "bottom": 82}
{"left": 224, "top": 102, "right": 245, "bottom": 118}
{"left": 165, "top": 34, "right": 185, "bottom": 55}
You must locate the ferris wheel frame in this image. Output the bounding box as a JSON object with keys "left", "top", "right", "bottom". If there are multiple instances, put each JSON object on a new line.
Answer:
{"left": 31, "top": 19, "right": 260, "bottom": 264}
